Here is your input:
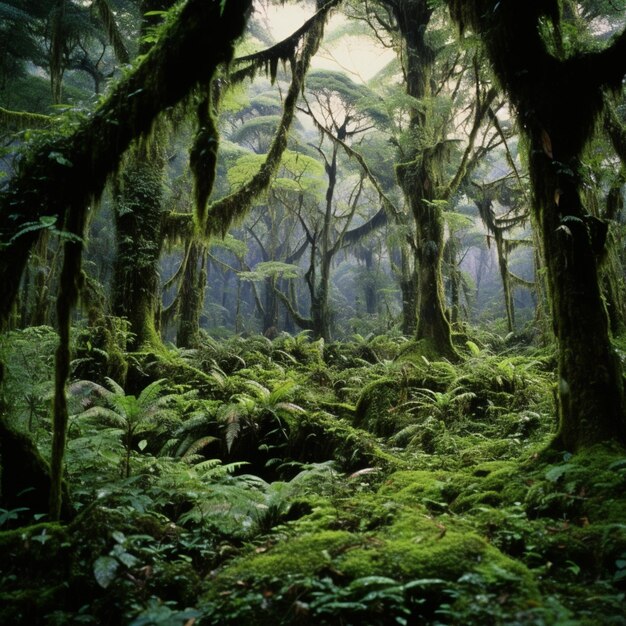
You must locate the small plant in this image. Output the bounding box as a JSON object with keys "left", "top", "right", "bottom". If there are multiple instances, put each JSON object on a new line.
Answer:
{"left": 69, "top": 378, "right": 183, "bottom": 477}
{"left": 218, "top": 378, "right": 305, "bottom": 454}
{"left": 402, "top": 386, "right": 476, "bottom": 423}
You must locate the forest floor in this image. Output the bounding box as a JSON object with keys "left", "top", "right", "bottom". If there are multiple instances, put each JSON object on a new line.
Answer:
{"left": 1, "top": 326, "right": 626, "bottom": 625}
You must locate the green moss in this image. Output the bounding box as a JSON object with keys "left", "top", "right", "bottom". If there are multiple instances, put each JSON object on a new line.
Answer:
{"left": 218, "top": 530, "right": 357, "bottom": 580}
{"left": 524, "top": 444, "right": 626, "bottom": 522}
{"left": 340, "top": 522, "right": 532, "bottom": 586}
{"left": 378, "top": 469, "right": 458, "bottom": 506}
{"left": 354, "top": 377, "right": 413, "bottom": 437}
{"left": 205, "top": 500, "right": 540, "bottom": 623}
{"left": 288, "top": 410, "right": 404, "bottom": 472}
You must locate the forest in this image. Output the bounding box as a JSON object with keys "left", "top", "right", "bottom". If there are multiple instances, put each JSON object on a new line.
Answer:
{"left": 0, "top": 0, "right": 626, "bottom": 623}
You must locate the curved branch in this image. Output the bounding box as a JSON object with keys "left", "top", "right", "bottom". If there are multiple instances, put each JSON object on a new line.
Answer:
{"left": 0, "top": 0, "right": 253, "bottom": 328}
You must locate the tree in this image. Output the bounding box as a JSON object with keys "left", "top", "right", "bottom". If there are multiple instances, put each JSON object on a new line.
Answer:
{"left": 110, "top": 0, "right": 171, "bottom": 352}
{"left": 448, "top": 0, "right": 626, "bottom": 450}
{"left": 0, "top": 0, "right": 255, "bottom": 520}
{"left": 359, "top": 0, "right": 497, "bottom": 358}
{"left": 268, "top": 69, "right": 382, "bottom": 339}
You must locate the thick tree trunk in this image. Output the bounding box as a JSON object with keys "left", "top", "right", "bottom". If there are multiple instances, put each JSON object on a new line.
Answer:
{"left": 530, "top": 142, "right": 626, "bottom": 449}
{"left": 392, "top": 1, "right": 457, "bottom": 359}
{"left": 112, "top": 145, "right": 165, "bottom": 350}
{"left": 447, "top": 0, "right": 626, "bottom": 449}
{"left": 414, "top": 206, "right": 456, "bottom": 358}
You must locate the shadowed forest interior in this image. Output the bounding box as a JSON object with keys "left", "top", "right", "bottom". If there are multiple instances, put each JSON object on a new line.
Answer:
{"left": 1, "top": 0, "right": 626, "bottom": 624}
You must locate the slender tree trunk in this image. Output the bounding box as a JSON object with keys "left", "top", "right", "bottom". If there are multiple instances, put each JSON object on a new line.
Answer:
{"left": 444, "top": 237, "right": 461, "bottom": 324}
{"left": 494, "top": 231, "right": 514, "bottom": 332}
{"left": 399, "top": 244, "right": 417, "bottom": 335}
{"left": 363, "top": 249, "right": 378, "bottom": 315}
{"left": 177, "top": 242, "right": 207, "bottom": 348}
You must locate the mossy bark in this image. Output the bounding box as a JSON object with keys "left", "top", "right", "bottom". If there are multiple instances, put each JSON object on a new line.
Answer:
{"left": 177, "top": 241, "right": 207, "bottom": 348}
{"left": 391, "top": 1, "right": 457, "bottom": 360}
{"left": 399, "top": 244, "right": 418, "bottom": 335}
{"left": 112, "top": 144, "right": 165, "bottom": 351}
{"left": 532, "top": 145, "right": 625, "bottom": 449}
{"left": 448, "top": 0, "right": 626, "bottom": 449}
{"left": 0, "top": 419, "right": 71, "bottom": 522}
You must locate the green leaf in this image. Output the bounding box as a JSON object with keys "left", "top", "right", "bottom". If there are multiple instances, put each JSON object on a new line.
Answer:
{"left": 112, "top": 531, "right": 126, "bottom": 544}
{"left": 48, "top": 151, "right": 72, "bottom": 167}
{"left": 466, "top": 340, "right": 481, "bottom": 356}
{"left": 93, "top": 556, "right": 119, "bottom": 588}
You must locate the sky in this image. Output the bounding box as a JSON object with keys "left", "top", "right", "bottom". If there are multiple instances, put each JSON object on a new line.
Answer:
{"left": 256, "top": 2, "right": 395, "bottom": 83}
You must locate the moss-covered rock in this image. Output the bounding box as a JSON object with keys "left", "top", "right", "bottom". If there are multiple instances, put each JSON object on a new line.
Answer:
{"left": 0, "top": 522, "right": 72, "bottom": 623}
{"left": 287, "top": 410, "right": 402, "bottom": 472}
{"left": 353, "top": 377, "right": 412, "bottom": 437}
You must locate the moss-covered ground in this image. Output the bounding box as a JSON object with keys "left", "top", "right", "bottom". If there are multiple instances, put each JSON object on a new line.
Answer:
{"left": 1, "top": 329, "right": 625, "bottom": 624}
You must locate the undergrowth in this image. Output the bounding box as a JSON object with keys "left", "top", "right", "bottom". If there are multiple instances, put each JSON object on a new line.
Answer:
{"left": 1, "top": 327, "right": 625, "bottom": 625}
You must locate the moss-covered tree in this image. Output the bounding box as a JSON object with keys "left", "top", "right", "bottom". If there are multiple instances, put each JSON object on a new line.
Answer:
{"left": 448, "top": 0, "right": 626, "bottom": 450}
{"left": 364, "top": 0, "right": 496, "bottom": 358}
{"left": 0, "top": 0, "right": 254, "bottom": 520}
{"left": 110, "top": 0, "right": 170, "bottom": 352}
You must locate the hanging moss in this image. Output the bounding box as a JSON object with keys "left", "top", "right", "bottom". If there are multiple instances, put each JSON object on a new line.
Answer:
{"left": 229, "top": 0, "right": 341, "bottom": 86}
{"left": 190, "top": 92, "right": 220, "bottom": 226}
{"left": 202, "top": 0, "right": 337, "bottom": 237}
{"left": 0, "top": 106, "right": 50, "bottom": 130}
{"left": 0, "top": 0, "right": 253, "bottom": 330}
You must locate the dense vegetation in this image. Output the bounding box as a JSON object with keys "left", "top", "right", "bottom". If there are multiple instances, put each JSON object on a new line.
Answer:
{"left": 1, "top": 0, "right": 625, "bottom": 624}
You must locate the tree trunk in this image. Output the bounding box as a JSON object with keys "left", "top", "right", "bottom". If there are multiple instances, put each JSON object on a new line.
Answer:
{"left": 531, "top": 140, "right": 626, "bottom": 449}
{"left": 177, "top": 242, "right": 206, "bottom": 348}
{"left": 112, "top": 144, "right": 165, "bottom": 351}
{"left": 399, "top": 244, "right": 417, "bottom": 335}
{"left": 494, "top": 231, "right": 514, "bottom": 332}
{"left": 414, "top": 206, "right": 456, "bottom": 358}
{"left": 392, "top": 1, "right": 457, "bottom": 359}
{"left": 448, "top": 0, "right": 626, "bottom": 449}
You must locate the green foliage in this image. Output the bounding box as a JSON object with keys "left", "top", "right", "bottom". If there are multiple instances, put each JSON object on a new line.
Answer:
{"left": 1, "top": 332, "right": 624, "bottom": 624}
{"left": 227, "top": 149, "right": 325, "bottom": 198}
{"left": 0, "top": 326, "right": 58, "bottom": 432}
{"left": 69, "top": 377, "right": 185, "bottom": 477}
{"left": 238, "top": 261, "right": 302, "bottom": 282}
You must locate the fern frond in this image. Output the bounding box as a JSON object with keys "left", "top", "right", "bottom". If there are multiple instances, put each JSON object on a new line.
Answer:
{"left": 269, "top": 379, "right": 297, "bottom": 404}
{"left": 245, "top": 379, "right": 270, "bottom": 399}
{"left": 137, "top": 378, "right": 168, "bottom": 407}
{"left": 274, "top": 401, "right": 305, "bottom": 415}
{"left": 75, "top": 406, "right": 126, "bottom": 429}
{"left": 103, "top": 377, "right": 126, "bottom": 396}
{"left": 182, "top": 436, "right": 220, "bottom": 460}
{"left": 70, "top": 379, "right": 115, "bottom": 405}
{"left": 225, "top": 416, "right": 241, "bottom": 453}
